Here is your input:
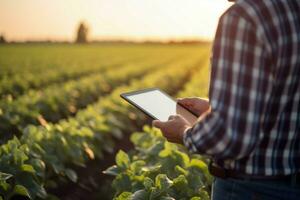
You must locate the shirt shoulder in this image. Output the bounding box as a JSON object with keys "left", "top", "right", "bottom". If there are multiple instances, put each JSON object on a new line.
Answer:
{"left": 220, "top": 0, "right": 266, "bottom": 27}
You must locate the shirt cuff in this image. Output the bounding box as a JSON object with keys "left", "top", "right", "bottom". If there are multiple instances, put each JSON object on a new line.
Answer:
{"left": 182, "top": 127, "right": 193, "bottom": 149}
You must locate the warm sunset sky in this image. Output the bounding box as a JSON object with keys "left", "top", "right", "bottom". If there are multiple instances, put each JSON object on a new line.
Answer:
{"left": 0, "top": 0, "right": 233, "bottom": 42}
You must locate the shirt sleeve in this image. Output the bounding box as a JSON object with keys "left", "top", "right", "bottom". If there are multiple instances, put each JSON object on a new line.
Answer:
{"left": 183, "top": 10, "right": 265, "bottom": 160}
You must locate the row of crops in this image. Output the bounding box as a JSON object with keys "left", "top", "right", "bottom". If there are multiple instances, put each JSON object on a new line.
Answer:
{"left": 0, "top": 44, "right": 212, "bottom": 199}
{"left": 105, "top": 56, "right": 212, "bottom": 200}
{"left": 0, "top": 45, "right": 146, "bottom": 98}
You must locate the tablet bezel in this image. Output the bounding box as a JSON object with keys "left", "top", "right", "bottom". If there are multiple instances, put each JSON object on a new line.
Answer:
{"left": 120, "top": 87, "right": 199, "bottom": 121}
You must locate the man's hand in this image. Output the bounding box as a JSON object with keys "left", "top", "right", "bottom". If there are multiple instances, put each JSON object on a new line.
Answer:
{"left": 152, "top": 115, "right": 191, "bottom": 144}
{"left": 177, "top": 97, "right": 210, "bottom": 117}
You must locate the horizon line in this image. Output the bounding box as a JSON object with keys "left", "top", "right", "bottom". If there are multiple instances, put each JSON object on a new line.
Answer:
{"left": 0, "top": 34, "right": 213, "bottom": 43}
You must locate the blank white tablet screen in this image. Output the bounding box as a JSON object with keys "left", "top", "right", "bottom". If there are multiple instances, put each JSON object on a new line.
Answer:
{"left": 126, "top": 90, "right": 198, "bottom": 124}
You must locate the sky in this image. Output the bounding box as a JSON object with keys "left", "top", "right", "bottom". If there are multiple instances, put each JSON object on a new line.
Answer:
{"left": 0, "top": 0, "right": 233, "bottom": 42}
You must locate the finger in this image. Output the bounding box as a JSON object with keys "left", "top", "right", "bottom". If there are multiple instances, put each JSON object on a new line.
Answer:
{"left": 177, "top": 98, "right": 187, "bottom": 103}
{"left": 174, "top": 114, "right": 182, "bottom": 118}
{"left": 152, "top": 120, "right": 164, "bottom": 128}
{"left": 177, "top": 98, "right": 193, "bottom": 106}
{"left": 168, "top": 115, "right": 176, "bottom": 120}
{"left": 173, "top": 114, "right": 185, "bottom": 121}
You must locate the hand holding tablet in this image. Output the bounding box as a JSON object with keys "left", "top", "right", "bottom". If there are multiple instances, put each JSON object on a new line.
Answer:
{"left": 120, "top": 88, "right": 199, "bottom": 125}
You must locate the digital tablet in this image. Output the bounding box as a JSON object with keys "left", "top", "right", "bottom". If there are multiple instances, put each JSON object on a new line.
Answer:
{"left": 121, "top": 88, "right": 198, "bottom": 125}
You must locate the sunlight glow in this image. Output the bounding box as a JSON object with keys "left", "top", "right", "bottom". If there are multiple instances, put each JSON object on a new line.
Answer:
{"left": 0, "top": 0, "right": 233, "bottom": 41}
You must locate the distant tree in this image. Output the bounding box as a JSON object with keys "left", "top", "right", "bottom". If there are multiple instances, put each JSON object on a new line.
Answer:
{"left": 75, "top": 22, "right": 89, "bottom": 43}
{"left": 0, "top": 34, "right": 6, "bottom": 43}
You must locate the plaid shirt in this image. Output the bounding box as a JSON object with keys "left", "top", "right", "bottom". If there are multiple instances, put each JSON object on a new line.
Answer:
{"left": 183, "top": 0, "right": 300, "bottom": 176}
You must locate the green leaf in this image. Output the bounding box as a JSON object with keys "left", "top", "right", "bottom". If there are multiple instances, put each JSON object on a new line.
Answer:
{"left": 147, "top": 142, "right": 164, "bottom": 156}
{"left": 130, "top": 132, "right": 150, "bottom": 147}
{"left": 159, "top": 142, "right": 173, "bottom": 157}
{"left": 190, "top": 159, "right": 207, "bottom": 170}
{"left": 115, "top": 192, "right": 132, "bottom": 200}
{"left": 0, "top": 181, "right": 11, "bottom": 191}
{"left": 143, "top": 177, "right": 154, "bottom": 190}
{"left": 160, "top": 197, "right": 175, "bottom": 200}
{"left": 155, "top": 174, "right": 173, "bottom": 191}
{"left": 103, "top": 165, "right": 120, "bottom": 176}
{"left": 131, "top": 189, "right": 149, "bottom": 200}
{"left": 130, "top": 160, "right": 146, "bottom": 173}
{"left": 30, "top": 143, "right": 46, "bottom": 158}
{"left": 21, "top": 164, "right": 36, "bottom": 173}
{"left": 35, "top": 185, "right": 47, "bottom": 199}
{"left": 50, "top": 162, "right": 63, "bottom": 174}
{"left": 65, "top": 169, "right": 78, "bottom": 182}
{"left": 175, "top": 165, "right": 188, "bottom": 176}
{"left": 13, "top": 149, "right": 28, "bottom": 165}
{"left": 13, "top": 185, "right": 31, "bottom": 198}
{"left": 173, "top": 175, "right": 188, "bottom": 191}
{"left": 112, "top": 174, "right": 131, "bottom": 192}
{"left": 116, "top": 150, "right": 130, "bottom": 168}
{"left": 174, "top": 150, "right": 190, "bottom": 167}
{"left": 0, "top": 172, "right": 13, "bottom": 181}
{"left": 29, "top": 159, "right": 46, "bottom": 178}
{"left": 141, "top": 165, "right": 161, "bottom": 172}
{"left": 14, "top": 172, "right": 47, "bottom": 199}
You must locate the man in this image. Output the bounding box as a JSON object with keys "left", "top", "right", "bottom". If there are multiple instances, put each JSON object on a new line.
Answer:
{"left": 153, "top": 0, "right": 300, "bottom": 199}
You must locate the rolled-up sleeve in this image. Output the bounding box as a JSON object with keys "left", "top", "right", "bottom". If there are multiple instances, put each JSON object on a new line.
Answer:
{"left": 183, "top": 10, "right": 266, "bottom": 160}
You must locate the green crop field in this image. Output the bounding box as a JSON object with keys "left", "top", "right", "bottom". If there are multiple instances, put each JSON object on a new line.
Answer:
{"left": 0, "top": 44, "right": 212, "bottom": 200}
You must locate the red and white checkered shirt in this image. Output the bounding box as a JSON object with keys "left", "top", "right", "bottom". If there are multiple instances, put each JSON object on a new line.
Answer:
{"left": 183, "top": 0, "right": 300, "bottom": 176}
